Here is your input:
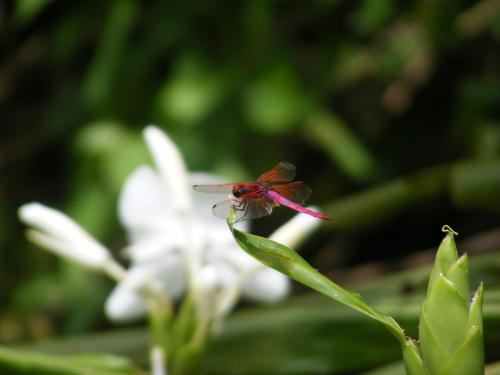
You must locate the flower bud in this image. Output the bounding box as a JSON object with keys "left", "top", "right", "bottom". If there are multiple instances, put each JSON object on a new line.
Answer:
{"left": 19, "top": 203, "right": 113, "bottom": 270}
{"left": 419, "top": 227, "right": 484, "bottom": 375}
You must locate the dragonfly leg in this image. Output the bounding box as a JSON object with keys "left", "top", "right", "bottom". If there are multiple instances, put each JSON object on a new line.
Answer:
{"left": 233, "top": 199, "right": 246, "bottom": 210}
{"left": 233, "top": 199, "right": 248, "bottom": 221}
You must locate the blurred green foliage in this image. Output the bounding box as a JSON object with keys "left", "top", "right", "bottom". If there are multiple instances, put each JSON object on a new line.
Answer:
{"left": 1, "top": 0, "right": 500, "bottom": 373}
{"left": 10, "top": 249, "right": 500, "bottom": 374}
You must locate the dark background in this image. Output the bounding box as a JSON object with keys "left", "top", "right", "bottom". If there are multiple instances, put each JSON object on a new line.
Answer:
{"left": 1, "top": 1, "right": 500, "bottom": 373}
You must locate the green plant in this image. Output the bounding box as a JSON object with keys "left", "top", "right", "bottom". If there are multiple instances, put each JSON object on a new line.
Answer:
{"left": 228, "top": 216, "right": 484, "bottom": 375}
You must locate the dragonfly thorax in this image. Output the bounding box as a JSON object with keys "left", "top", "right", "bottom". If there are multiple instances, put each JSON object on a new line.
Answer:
{"left": 232, "top": 183, "right": 262, "bottom": 198}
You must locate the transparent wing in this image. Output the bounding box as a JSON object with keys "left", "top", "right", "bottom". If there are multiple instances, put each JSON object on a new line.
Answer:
{"left": 257, "top": 162, "right": 296, "bottom": 184}
{"left": 212, "top": 199, "right": 236, "bottom": 219}
{"left": 193, "top": 183, "right": 236, "bottom": 194}
{"left": 212, "top": 198, "right": 275, "bottom": 222}
{"left": 271, "top": 181, "right": 311, "bottom": 205}
{"left": 242, "top": 198, "right": 276, "bottom": 221}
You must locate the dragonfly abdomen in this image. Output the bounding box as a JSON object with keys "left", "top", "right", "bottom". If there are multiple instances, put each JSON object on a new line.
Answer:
{"left": 266, "top": 190, "right": 330, "bottom": 220}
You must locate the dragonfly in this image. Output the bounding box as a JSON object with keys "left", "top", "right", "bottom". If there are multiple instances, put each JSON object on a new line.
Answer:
{"left": 193, "top": 162, "right": 331, "bottom": 222}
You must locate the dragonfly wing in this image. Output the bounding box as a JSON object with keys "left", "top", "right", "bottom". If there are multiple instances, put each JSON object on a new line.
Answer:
{"left": 241, "top": 198, "right": 276, "bottom": 221}
{"left": 271, "top": 181, "right": 311, "bottom": 205}
{"left": 193, "top": 183, "right": 236, "bottom": 194}
{"left": 212, "top": 199, "right": 236, "bottom": 219}
{"left": 212, "top": 198, "right": 275, "bottom": 221}
{"left": 257, "top": 162, "right": 296, "bottom": 184}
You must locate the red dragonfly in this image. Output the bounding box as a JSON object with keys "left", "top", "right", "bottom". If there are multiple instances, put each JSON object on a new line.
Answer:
{"left": 193, "top": 162, "right": 331, "bottom": 222}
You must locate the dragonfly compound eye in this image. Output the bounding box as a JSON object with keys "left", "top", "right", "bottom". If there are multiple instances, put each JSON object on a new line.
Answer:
{"left": 233, "top": 186, "right": 247, "bottom": 198}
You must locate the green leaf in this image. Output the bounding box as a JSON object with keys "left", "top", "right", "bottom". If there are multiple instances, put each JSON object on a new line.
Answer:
{"left": 468, "top": 283, "right": 484, "bottom": 332}
{"left": 244, "top": 64, "right": 311, "bottom": 133}
{"left": 351, "top": 0, "right": 395, "bottom": 35}
{"left": 15, "top": 0, "right": 54, "bottom": 24}
{"left": 0, "top": 346, "right": 143, "bottom": 375}
{"left": 451, "top": 160, "right": 500, "bottom": 212}
{"left": 305, "top": 110, "right": 381, "bottom": 182}
{"left": 418, "top": 311, "right": 447, "bottom": 374}
{"left": 171, "top": 340, "right": 206, "bottom": 375}
{"left": 66, "top": 353, "right": 141, "bottom": 372}
{"left": 442, "top": 326, "right": 484, "bottom": 375}
{"left": 147, "top": 299, "right": 173, "bottom": 361}
{"left": 15, "top": 285, "right": 500, "bottom": 374}
{"left": 75, "top": 121, "right": 149, "bottom": 193}
{"left": 169, "top": 294, "right": 198, "bottom": 364}
{"left": 82, "top": 0, "right": 137, "bottom": 111}
{"left": 422, "top": 275, "right": 469, "bottom": 354}
{"left": 157, "top": 56, "right": 228, "bottom": 126}
{"left": 228, "top": 220, "right": 406, "bottom": 340}
{"left": 427, "top": 230, "right": 458, "bottom": 291}
{"left": 446, "top": 254, "right": 471, "bottom": 300}
{"left": 227, "top": 220, "right": 430, "bottom": 373}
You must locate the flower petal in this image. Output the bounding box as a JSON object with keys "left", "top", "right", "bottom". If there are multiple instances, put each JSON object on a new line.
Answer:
{"left": 118, "top": 166, "right": 177, "bottom": 242}
{"left": 143, "top": 126, "right": 192, "bottom": 214}
{"left": 105, "top": 254, "right": 186, "bottom": 322}
{"left": 193, "top": 265, "right": 220, "bottom": 322}
{"left": 19, "top": 203, "right": 111, "bottom": 269}
{"left": 269, "top": 208, "right": 321, "bottom": 248}
{"left": 241, "top": 268, "right": 290, "bottom": 303}
{"left": 206, "top": 243, "right": 260, "bottom": 271}
{"left": 124, "top": 235, "right": 183, "bottom": 264}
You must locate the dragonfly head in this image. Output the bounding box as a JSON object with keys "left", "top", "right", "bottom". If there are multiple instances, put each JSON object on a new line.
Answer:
{"left": 232, "top": 184, "right": 250, "bottom": 198}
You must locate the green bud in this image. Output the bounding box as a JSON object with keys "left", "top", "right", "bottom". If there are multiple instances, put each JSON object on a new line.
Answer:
{"left": 418, "top": 226, "right": 484, "bottom": 375}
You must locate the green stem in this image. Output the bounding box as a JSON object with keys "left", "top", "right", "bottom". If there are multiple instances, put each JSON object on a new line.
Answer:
{"left": 145, "top": 295, "right": 173, "bottom": 372}
{"left": 170, "top": 322, "right": 209, "bottom": 375}
{"left": 322, "top": 159, "right": 500, "bottom": 231}
{"left": 323, "top": 164, "right": 449, "bottom": 230}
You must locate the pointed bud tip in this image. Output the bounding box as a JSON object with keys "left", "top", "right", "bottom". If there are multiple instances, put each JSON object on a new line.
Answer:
{"left": 442, "top": 225, "right": 459, "bottom": 236}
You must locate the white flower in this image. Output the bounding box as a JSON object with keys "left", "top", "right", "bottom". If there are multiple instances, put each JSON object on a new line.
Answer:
{"left": 18, "top": 203, "right": 125, "bottom": 280}
{"left": 106, "top": 165, "right": 290, "bottom": 322}
{"left": 106, "top": 125, "right": 292, "bottom": 323}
